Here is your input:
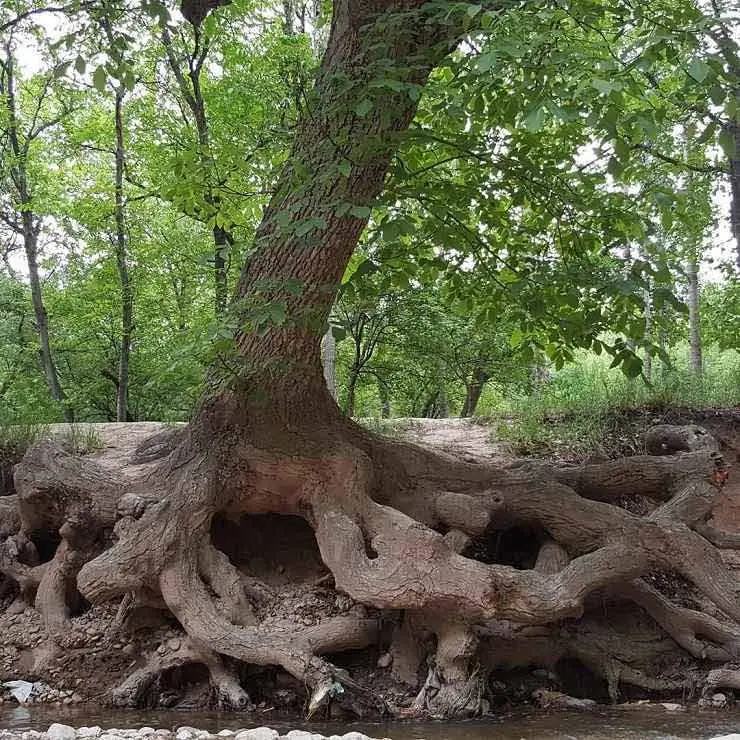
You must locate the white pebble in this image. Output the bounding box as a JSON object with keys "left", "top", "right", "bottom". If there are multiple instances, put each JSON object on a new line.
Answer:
{"left": 47, "top": 724, "right": 76, "bottom": 740}
{"left": 76, "top": 728, "right": 102, "bottom": 738}
{"left": 234, "top": 730, "right": 279, "bottom": 740}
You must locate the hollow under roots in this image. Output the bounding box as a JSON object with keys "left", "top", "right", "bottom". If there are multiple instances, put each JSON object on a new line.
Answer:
{"left": 0, "top": 414, "right": 738, "bottom": 718}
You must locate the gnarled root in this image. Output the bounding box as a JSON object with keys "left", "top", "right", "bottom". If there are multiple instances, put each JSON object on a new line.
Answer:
{"left": 108, "top": 635, "right": 252, "bottom": 709}
{"left": 2, "top": 420, "right": 737, "bottom": 717}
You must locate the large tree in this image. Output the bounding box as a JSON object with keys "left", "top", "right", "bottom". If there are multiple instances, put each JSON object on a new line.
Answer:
{"left": 3, "top": 0, "right": 740, "bottom": 719}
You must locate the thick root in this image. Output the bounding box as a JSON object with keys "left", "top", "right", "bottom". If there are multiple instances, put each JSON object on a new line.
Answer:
{"left": 108, "top": 635, "right": 252, "bottom": 709}
{"left": 1, "top": 420, "right": 737, "bottom": 718}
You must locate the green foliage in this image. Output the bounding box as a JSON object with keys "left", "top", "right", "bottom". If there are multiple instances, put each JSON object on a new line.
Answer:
{"left": 0, "top": 0, "right": 736, "bottom": 427}
{"left": 494, "top": 345, "right": 740, "bottom": 461}
{"left": 57, "top": 423, "right": 104, "bottom": 455}
{"left": 0, "top": 423, "right": 47, "bottom": 494}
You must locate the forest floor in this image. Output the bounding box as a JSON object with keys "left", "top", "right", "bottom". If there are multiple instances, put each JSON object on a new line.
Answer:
{"left": 1, "top": 410, "right": 739, "bottom": 715}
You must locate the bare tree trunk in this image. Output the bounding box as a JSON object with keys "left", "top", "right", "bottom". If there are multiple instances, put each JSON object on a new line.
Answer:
{"left": 378, "top": 378, "right": 390, "bottom": 418}
{"left": 344, "top": 364, "right": 360, "bottom": 418}
{"left": 282, "top": 0, "right": 294, "bottom": 34}
{"left": 320, "top": 328, "right": 336, "bottom": 400}
{"left": 460, "top": 367, "right": 489, "bottom": 418}
{"left": 1, "top": 41, "right": 72, "bottom": 421}
{"left": 24, "top": 224, "right": 71, "bottom": 421}
{"left": 729, "top": 121, "right": 740, "bottom": 271}
{"left": 643, "top": 285, "right": 653, "bottom": 383}
{"left": 686, "top": 254, "right": 702, "bottom": 375}
{"left": 113, "top": 87, "right": 132, "bottom": 422}
{"left": 161, "top": 27, "right": 231, "bottom": 316}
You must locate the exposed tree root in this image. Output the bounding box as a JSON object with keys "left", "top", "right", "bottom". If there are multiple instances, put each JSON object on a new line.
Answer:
{"left": 108, "top": 635, "right": 252, "bottom": 709}
{"left": 0, "top": 421, "right": 737, "bottom": 717}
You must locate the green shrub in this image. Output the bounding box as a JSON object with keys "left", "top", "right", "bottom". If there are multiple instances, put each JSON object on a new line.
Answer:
{"left": 0, "top": 424, "right": 48, "bottom": 495}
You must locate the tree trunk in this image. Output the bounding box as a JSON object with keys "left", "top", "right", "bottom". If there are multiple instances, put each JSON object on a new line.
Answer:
{"left": 686, "top": 254, "right": 702, "bottom": 375}
{"left": 320, "top": 329, "right": 336, "bottom": 400}
{"left": 7, "top": 3, "right": 740, "bottom": 722}
{"left": 344, "top": 364, "right": 360, "bottom": 418}
{"left": 161, "top": 27, "right": 231, "bottom": 316}
{"left": 1, "top": 42, "right": 72, "bottom": 422}
{"left": 643, "top": 284, "right": 652, "bottom": 383}
{"left": 460, "top": 367, "right": 489, "bottom": 418}
{"left": 114, "top": 87, "right": 133, "bottom": 422}
{"left": 729, "top": 119, "right": 740, "bottom": 271}
{"left": 378, "top": 378, "right": 390, "bottom": 419}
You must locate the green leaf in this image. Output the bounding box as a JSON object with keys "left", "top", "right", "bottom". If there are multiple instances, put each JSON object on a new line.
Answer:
{"left": 475, "top": 52, "right": 496, "bottom": 73}
{"left": 697, "top": 122, "right": 717, "bottom": 144}
{"left": 709, "top": 85, "right": 725, "bottom": 106}
{"left": 355, "top": 99, "right": 373, "bottom": 117}
{"left": 591, "top": 78, "right": 618, "bottom": 94}
{"left": 607, "top": 157, "right": 624, "bottom": 177}
{"left": 74, "top": 56, "right": 86, "bottom": 74}
{"left": 92, "top": 66, "right": 107, "bottom": 92}
{"left": 523, "top": 106, "right": 546, "bottom": 133}
{"left": 622, "top": 355, "right": 643, "bottom": 379}
{"left": 718, "top": 129, "right": 736, "bottom": 158}
{"left": 686, "top": 59, "right": 710, "bottom": 83}
{"left": 268, "top": 302, "right": 286, "bottom": 325}
{"left": 350, "top": 205, "right": 372, "bottom": 219}
{"left": 338, "top": 161, "right": 351, "bottom": 178}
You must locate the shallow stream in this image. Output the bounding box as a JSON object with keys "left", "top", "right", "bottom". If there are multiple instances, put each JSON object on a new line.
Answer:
{"left": 2, "top": 705, "right": 740, "bottom": 739}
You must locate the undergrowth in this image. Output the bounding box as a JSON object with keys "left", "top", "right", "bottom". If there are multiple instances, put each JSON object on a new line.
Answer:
{"left": 58, "top": 424, "right": 104, "bottom": 455}
{"left": 0, "top": 423, "right": 48, "bottom": 495}
{"left": 490, "top": 345, "right": 739, "bottom": 463}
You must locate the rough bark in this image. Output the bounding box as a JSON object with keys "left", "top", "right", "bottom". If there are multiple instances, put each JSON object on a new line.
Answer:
{"left": 320, "top": 329, "right": 337, "bottom": 400}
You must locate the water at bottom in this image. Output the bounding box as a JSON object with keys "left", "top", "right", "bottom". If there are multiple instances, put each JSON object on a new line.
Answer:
{"left": 1, "top": 705, "right": 740, "bottom": 739}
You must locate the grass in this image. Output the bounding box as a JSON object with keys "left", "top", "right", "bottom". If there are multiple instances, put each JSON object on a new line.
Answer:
{"left": 0, "top": 422, "right": 104, "bottom": 495}
{"left": 489, "top": 345, "right": 739, "bottom": 463}
{"left": 0, "top": 423, "right": 48, "bottom": 494}
{"left": 359, "top": 417, "right": 421, "bottom": 437}
{"left": 58, "top": 424, "right": 104, "bottom": 455}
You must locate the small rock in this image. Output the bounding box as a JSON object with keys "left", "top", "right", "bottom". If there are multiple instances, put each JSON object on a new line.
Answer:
{"left": 157, "top": 644, "right": 167, "bottom": 656}
{"left": 284, "top": 732, "right": 314, "bottom": 740}
{"left": 340, "top": 734, "right": 371, "bottom": 740}
{"left": 712, "top": 692, "right": 728, "bottom": 708}
{"left": 137, "top": 729, "right": 156, "bottom": 737}
{"left": 235, "top": 730, "right": 279, "bottom": 740}
{"left": 167, "top": 638, "right": 182, "bottom": 652}
{"left": 175, "top": 729, "right": 199, "bottom": 740}
{"left": 122, "top": 644, "right": 136, "bottom": 656}
{"left": 77, "top": 727, "right": 102, "bottom": 738}
{"left": 216, "top": 732, "right": 234, "bottom": 737}
{"left": 47, "top": 724, "right": 76, "bottom": 740}
{"left": 659, "top": 702, "right": 685, "bottom": 711}
{"left": 376, "top": 653, "right": 392, "bottom": 669}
